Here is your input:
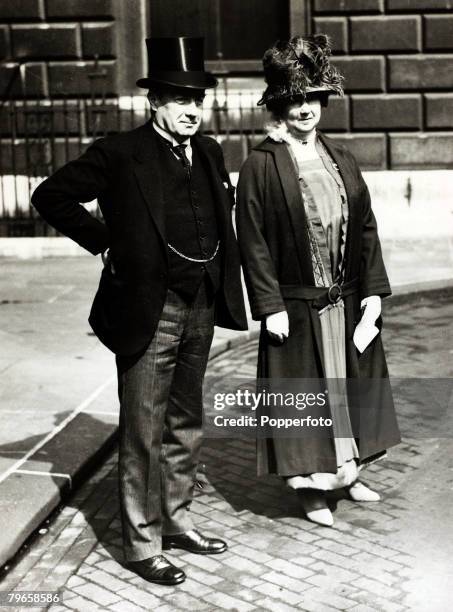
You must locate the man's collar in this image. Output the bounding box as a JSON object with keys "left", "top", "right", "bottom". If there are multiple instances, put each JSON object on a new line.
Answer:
{"left": 152, "top": 122, "right": 190, "bottom": 148}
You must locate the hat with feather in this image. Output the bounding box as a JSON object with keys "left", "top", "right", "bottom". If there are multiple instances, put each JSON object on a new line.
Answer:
{"left": 258, "top": 34, "right": 344, "bottom": 108}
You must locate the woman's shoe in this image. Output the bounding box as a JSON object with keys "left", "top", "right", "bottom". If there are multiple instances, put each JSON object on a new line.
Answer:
{"left": 347, "top": 481, "right": 380, "bottom": 502}
{"left": 299, "top": 489, "right": 334, "bottom": 527}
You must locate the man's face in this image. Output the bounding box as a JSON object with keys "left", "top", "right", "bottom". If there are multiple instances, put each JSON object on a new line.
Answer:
{"left": 283, "top": 95, "right": 322, "bottom": 138}
{"left": 149, "top": 88, "right": 205, "bottom": 140}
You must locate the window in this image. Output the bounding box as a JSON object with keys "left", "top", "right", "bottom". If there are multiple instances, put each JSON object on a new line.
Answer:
{"left": 149, "top": 0, "right": 290, "bottom": 62}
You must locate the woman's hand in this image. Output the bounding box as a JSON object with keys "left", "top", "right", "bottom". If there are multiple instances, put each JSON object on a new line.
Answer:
{"left": 266, "top": 310, "right": 289, "bottom": 343}
{"left": 353, "top": 295, "right": 381, "bottom": 353}
{"left": 360, "top": 295, "right": 381, "bottom": 324}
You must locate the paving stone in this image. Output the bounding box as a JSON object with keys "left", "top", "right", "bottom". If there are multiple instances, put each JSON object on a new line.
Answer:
{"left": 309, "top": 560, "right": 357, "bottom": 583}
{"left": 96, "top": 559, "right": 136, "bottom": 580}
{"left": 109, "top": 601, "right": 146, "bottom": 612}
{"left": 185, "top": 567, "right": 223, "bottom": 587}
{"left": 72, "top": 582, "right": 120, "bottom": 606}
{"left": 222, "top": 553, "right": 263, "bottom": 576}
{"left": 118, "top": 585, "right": 161, "bottom": 609}
{"left": 265, "top": 559, "right": 314, "bottom": 580}
{"left": 203, "top": 510, "right": 243, "bottom": 528}
{"left": 178, "top": 578, "right": 212, "bottom": 598}
{"left": 255, "top": 597, "right": 299, "bottom": 612}
{"left": 308, "top": 588, "right": 360, "bottom": 609}
{"left": 296, "top": 596, "right": 344, "bottom": 612}
{"left": 153, "top": 605, "right": 182, "bottom": 612}
{"left": 262, "top": 570, "right": 313, "bottom": 594}
{"left": 201, "top": 589, "right": 255, "bottom": 611}
{"left": 351, "top": 591, "right": 407, "bottom": 612}
{"left": 353, "top": 576, "right": 401, "bottom": 599}
{"left": 66, "top": 575, "right": 85, "bottom": 588}
{"left": 254, "top": 582, "right": 304, "bottom": 606}
{"left": 182, "top": 553, "right": 222, "bottom": 573}
{"left": 230, "top": 543, "right": 273, "bottom": 563}
{"left": 163, "top": 591, "right": 211, "bottom": 609}
{"left": 62, "top": 594, "right": 105, "bottom": 611}
{"left": 88, "top": 568, "right": 130, "bottom": 593}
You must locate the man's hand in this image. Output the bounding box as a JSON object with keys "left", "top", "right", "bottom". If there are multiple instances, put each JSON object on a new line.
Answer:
{"left": 266, "top": 310, "right": 289, "bottom": 343}
{"left": 101, "top": 248, "right": 115, "bottom": 275}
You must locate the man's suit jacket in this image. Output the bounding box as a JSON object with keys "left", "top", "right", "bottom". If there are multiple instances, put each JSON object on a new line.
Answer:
{"left": 32, "top": 120, "right": 248, "bottom": 356}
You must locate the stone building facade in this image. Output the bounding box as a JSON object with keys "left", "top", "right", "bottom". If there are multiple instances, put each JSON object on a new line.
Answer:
{"left": 1, "top": 0, "right": 452, "bottom": 171}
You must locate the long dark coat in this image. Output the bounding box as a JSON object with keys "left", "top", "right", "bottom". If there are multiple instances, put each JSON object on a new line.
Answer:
{"left": 32, "top": 121, "right": 247, "bottom": 356}
{"left": 236, "top": 132, "right": 400, "bottom": 476}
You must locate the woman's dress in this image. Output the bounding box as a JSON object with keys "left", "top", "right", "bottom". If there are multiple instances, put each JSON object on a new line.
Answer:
{"left": 284, "top": 136, "right": 361, "bottom": 489}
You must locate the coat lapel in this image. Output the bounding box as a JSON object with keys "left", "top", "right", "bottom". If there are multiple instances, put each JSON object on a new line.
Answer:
{"left": 133, "top": 122, "right": 167, "bottom": 251}
{"left": 256, "top": 138, "right": 313, "bottom": 284}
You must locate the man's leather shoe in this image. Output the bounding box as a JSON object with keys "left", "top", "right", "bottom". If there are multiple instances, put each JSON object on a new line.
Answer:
{"left": 127, "top": 555, "right": 185, "bottom": 585}
{"left": 162, "top": 529, "right": 227, "bottom": 555}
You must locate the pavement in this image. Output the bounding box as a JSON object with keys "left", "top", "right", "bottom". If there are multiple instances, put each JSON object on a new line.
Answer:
{"left": 0, "top": 257, "right": 258, "bottom": 571}
{"left": 0, "top": 258, "right": 453, "bottom": 611}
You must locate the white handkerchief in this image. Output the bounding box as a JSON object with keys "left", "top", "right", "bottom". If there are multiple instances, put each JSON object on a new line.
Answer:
{"left": 353, "top": 322, "right": 379, "bottom": 353}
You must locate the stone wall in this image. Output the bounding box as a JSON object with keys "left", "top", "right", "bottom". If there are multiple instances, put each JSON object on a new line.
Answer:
{"left": 1, "top": 0, "right": 453, "bottom": 172}
{"left": 313, "top": 0, "right": 453, "bottom": 169}
{"left": 0, "top": 0, "right": 122, "bottom": 98}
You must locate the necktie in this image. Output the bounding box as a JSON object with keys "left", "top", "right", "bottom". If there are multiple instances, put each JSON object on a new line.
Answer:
{"left": 173, "top": 144, "right": 191, "bottom": 175}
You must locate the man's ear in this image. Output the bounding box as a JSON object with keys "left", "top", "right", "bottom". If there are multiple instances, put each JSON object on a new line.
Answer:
{"left": 147, "top": 91, "right": 159, "bottom": 112}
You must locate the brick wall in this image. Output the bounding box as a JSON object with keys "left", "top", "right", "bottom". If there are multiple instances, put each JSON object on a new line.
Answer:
{"left": 0, "top": 0, "right": 118, "bottom": 99}
{"left": 313, "top": 0, "right": 453, "bottom": 169}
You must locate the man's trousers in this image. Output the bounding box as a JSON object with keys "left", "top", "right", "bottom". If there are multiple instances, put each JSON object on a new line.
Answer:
{"left": 116, "top": 282, "right": 215, "bottom": 562}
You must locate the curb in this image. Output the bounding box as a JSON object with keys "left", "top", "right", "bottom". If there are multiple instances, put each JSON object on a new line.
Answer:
{"left": 0, "top": 328, "right": 259, "bottom": 570}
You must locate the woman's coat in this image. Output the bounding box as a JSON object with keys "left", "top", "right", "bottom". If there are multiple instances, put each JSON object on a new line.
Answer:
{"left": 236, "top": 132, "right": 401, "bottom": 476}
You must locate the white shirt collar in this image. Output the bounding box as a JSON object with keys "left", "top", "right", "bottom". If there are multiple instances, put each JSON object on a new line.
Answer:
{"left": 152, "top": 122, "right": 192, "bottom": 164}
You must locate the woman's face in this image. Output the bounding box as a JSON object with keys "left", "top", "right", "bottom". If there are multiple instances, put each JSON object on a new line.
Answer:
{"left": 283, "top": 96, "right": 322, "bottom": 138}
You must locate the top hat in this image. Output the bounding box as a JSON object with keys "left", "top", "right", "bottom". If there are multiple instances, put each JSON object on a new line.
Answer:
{"left": 136, "top": 36, "right": 218, "bottom": 90}
{"left": 258, "top": 34, "right": 343, "bottom": 107}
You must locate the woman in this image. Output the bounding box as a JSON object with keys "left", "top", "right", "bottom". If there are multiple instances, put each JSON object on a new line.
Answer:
{"left": 236, "top": 35, "right": 400, "bottom": 526}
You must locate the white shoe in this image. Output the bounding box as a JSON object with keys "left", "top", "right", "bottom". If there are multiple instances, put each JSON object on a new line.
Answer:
{"left": 348, "top": 481, "right": 380, "bottom": 502}
{"left": 300, "top": 490, "right": 334, "bottom": 527}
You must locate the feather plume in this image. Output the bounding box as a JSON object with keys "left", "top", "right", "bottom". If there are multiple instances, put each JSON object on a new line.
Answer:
{"left": 258, "top": 35, "right": 344, "bottom": 107}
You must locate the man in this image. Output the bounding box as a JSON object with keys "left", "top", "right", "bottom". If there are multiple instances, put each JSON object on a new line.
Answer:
{"left": 32, "top": 37, "right": 247, "bottom": 586}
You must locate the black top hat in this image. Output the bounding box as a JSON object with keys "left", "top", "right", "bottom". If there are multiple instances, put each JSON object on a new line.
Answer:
{"left": 136, "top": 37, "right": 218, "bottom": 90}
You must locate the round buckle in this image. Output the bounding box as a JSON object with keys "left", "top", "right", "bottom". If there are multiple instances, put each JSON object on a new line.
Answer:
{"left": 328, "top": 283, "right": 342, "bottom": 304}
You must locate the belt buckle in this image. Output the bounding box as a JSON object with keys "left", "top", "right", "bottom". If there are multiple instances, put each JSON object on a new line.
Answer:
{"left": 327, "top": 282, "right": 342, "bottom": 304}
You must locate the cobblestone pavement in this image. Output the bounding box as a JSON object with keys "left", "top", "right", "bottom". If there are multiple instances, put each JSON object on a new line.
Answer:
{"left": 1, "top": 290, "right": 453, "bottom": 611}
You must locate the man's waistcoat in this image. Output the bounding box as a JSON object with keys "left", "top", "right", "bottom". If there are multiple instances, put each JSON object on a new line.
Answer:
{"left": 158, "top": 138, "right": 221, "bottom": 300}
